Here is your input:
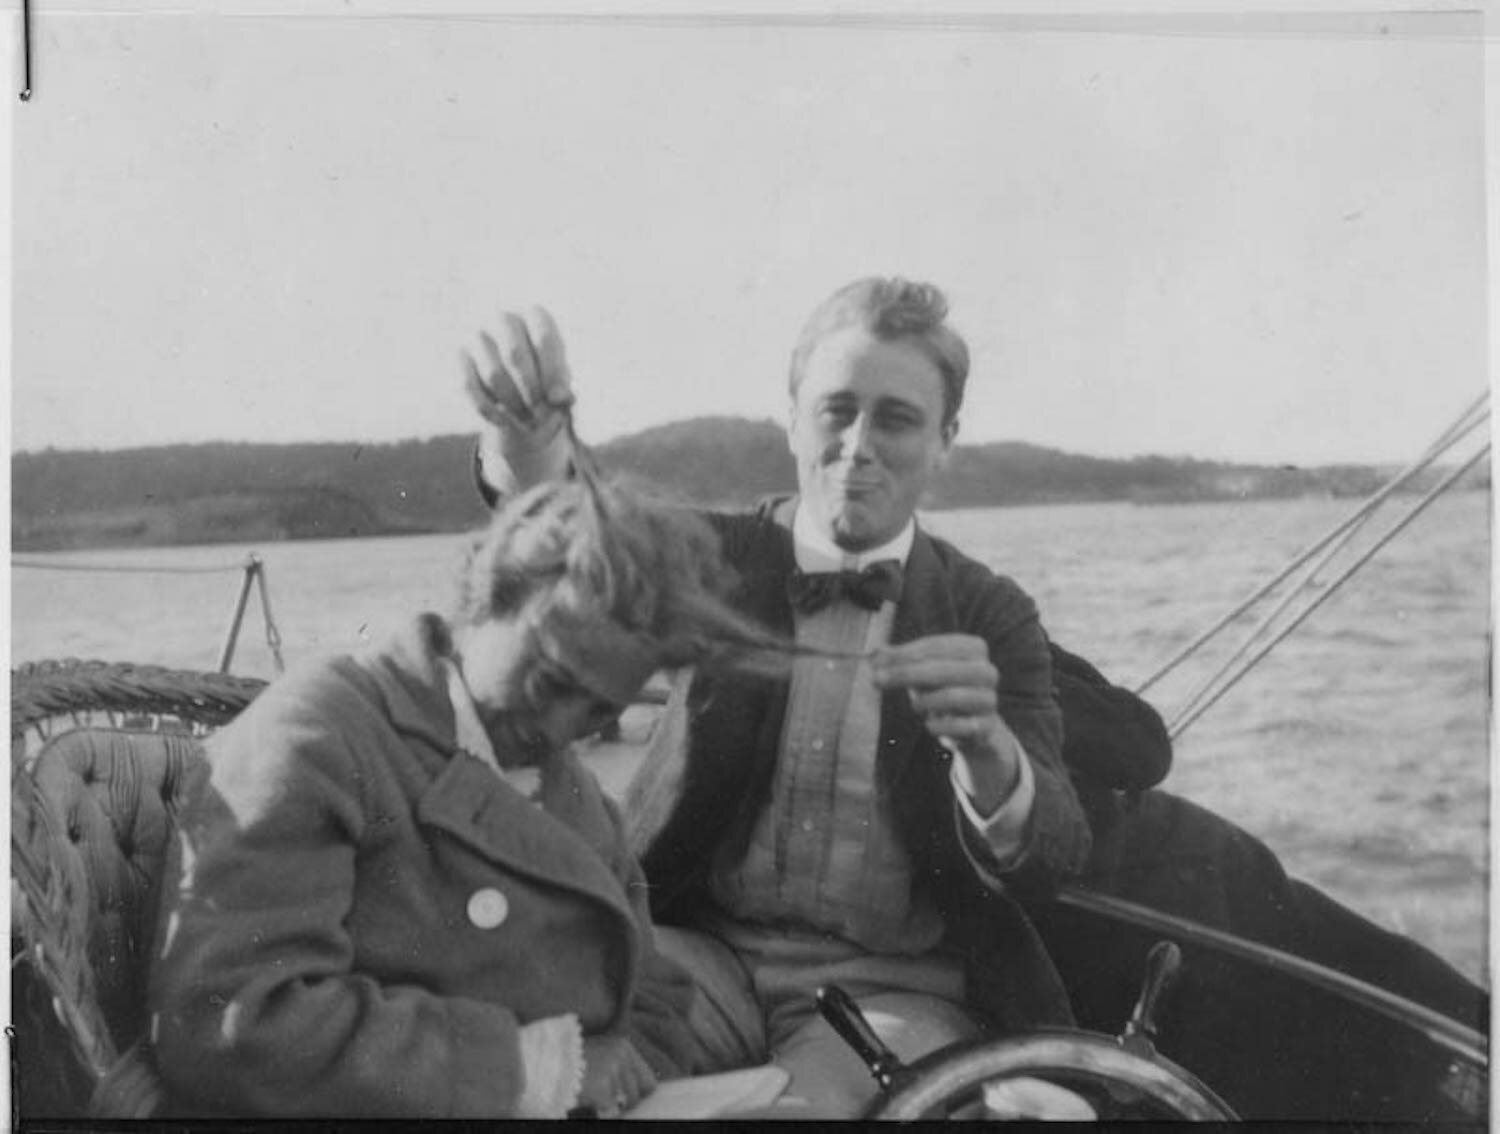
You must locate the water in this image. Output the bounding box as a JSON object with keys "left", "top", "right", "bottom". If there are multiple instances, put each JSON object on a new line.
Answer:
{"left": 11, "top": 494, "right": 1490, "bottom": 984}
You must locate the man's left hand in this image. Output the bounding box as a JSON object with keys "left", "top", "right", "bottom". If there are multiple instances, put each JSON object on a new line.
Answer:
{"left": 870, "top": 634, "right": 1024, "bottom": 812}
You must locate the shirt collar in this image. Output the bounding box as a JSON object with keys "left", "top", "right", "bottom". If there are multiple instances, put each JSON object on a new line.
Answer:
{"left": 792, "top": 502, "right": 916, "bottom": 573}
{"left": 440, "top": 656, "right": 541, "bottom": 798}
{"left": 442, "top": 656, "right": 501, "bottom": 771}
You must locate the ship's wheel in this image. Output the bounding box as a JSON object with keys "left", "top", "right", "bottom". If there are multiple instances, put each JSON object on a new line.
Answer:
{"left": 820, "top": 941, "right": 1238, "bottom": 1121}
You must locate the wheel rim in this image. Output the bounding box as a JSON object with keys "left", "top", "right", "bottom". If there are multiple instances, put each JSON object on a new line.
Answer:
{"left": 868, "top": 1030, "right": 1237, "bottom": 1121}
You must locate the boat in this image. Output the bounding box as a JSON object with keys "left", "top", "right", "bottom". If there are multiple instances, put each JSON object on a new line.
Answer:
{"left": 8, "top": 661, "right": 1488, "bottom": 1121}
{"left": 8, "top": 401, "right": 1490, "bottom": 1122}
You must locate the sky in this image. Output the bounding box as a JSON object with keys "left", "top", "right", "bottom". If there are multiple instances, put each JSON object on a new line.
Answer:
{"left": 5, "top": 4, "right": 1493, "bottom": 465}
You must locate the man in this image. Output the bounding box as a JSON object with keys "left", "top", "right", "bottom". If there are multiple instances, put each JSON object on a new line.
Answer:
{"left": 466, "top": 278, "right": 1484, "bottom": 1113}
{"left": 469, "top": 279, "right": 1116, "bottom": 1115}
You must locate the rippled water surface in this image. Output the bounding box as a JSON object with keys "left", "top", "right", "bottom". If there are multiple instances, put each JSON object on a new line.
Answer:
{"left": 11, "top": 494, "right": 1490, "bottom": 982}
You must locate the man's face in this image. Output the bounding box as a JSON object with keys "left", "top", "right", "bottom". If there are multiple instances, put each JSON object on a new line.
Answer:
{"left": 787, "top": 326, "right": 956, "bottom": 552}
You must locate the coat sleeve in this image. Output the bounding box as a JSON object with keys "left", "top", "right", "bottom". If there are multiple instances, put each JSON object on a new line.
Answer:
{"left": 147, "top": 676, "right": 534, "bottom": 1118}
{"left": 1051, "top": 643, "right": 1173, "bottom": 790}
{"left": 954, "top": 570, "right": 1092, "bottom": 894}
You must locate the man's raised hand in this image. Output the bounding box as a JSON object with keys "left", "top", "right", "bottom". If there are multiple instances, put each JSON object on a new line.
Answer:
{"left": 465, "top": 306, "right": 576, "bottom": 491}
{"left": 463, "top": 306, "right": 574, "bottom": 433}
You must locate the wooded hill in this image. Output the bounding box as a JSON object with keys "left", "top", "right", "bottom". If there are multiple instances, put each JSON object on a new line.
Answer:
{"left": 12, "top": 416, "right": 1460, "bottom": 551}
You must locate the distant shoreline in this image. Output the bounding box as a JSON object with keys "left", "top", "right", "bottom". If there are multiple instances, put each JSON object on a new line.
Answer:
{"left": 13, "top": 417, "right": 1486, "bottom": 553}
{"left": 16, "top": 487, "right": 1485, "bottom": 556}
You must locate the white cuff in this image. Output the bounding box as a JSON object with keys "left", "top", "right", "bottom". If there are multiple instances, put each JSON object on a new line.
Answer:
{"left": 479, "top": 420, "right": 571, "bottom": 497}
{"left": 951, "top": 748, "right": 1036, "bottom": 870}
{"left": 515, "top": 1013, "right": 584, "bottom": 1118}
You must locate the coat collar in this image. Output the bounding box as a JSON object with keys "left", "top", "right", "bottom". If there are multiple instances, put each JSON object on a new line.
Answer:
{"left": 893, "top": 522, "right": 960, "bottom": 644}
{"left": 360, "top": 612, "right": 460, "bottom": 756}
{"left": 361, "top": 614, "right": 640, "bottom": 942}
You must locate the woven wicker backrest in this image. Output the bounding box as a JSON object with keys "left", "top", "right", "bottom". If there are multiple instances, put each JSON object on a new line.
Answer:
{"left": 11, "top": 660, "right": 267, "bottom": 1118}
{"left": 28, "top": 727, "right": 203, "bottom": 1041}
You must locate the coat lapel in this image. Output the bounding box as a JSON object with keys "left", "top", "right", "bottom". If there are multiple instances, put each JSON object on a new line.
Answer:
{"left": 414, "top": 753, "right": 637, "bottom": 932}
{"left": 635, "top": 501, "right": 798, "bottom": 911}
{"left": 623, "top": 671, "right": 695, "bottom": 860}
{"left": 880, "top": 527, "right": 958, "bottom": 793}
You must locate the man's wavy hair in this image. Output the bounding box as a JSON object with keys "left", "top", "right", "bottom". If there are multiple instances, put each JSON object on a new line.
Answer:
{"left": 454, "top": 478, "right": 806, "bottom": 677}
{"left": 787, "top": 277, "right": 971, "bottom": 427}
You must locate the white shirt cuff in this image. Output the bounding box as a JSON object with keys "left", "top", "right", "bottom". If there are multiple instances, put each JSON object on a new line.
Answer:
{"left": 515, "top": 1013, "right": 584, "bottom": 1118}
{"left": 480, "top": 420, "right": 571, "bottom": 497}
{"left": 951, "top": 747, "right": 1036, "bottom": 870}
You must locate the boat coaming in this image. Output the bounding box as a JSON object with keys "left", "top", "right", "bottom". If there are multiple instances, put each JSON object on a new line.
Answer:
{"left": 1028, "top": 886, "right": 1487, "bottom": 1122}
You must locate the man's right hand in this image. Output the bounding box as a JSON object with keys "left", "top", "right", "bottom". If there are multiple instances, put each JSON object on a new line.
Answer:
{"left": 464, "top": 306, "right": 577, "bottom": 494}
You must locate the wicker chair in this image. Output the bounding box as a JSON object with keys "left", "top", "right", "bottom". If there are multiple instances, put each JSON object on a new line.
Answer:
{"left": 10, "top": 660, "right": 267, "bottom": 1118}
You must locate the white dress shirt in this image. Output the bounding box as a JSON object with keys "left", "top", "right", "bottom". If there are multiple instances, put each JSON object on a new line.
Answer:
{"left": 790, "top": 506, "right": 1037, "bottom": 862}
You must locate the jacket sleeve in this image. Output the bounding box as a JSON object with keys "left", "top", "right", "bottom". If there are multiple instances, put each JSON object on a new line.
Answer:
{"left": 597, "top": 794, "right": 701, "bottom": 1078}
{"left": 148, "top": 679, "right": 534, "bottom": 1118}
{"left": 1051, "top": 643, "right": 1173, "bottom": 790}
{"left": 955, "top": 570, "right": 1092, "bottom": 893}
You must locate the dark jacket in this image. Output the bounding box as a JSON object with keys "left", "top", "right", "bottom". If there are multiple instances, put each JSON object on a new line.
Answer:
{"left": 1051, "top": 648, "right": 1171, "bottom": 793}
{"left": 639, "top": 499, "right": 1095, "bottom": 1033}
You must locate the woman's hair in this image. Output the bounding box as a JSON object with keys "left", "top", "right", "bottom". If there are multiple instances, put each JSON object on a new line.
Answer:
{"left": 787, "top": 276, "right": 971, "bottom": 426}
{"left": 454, "top": 477, "right": 810, "bottom": 677}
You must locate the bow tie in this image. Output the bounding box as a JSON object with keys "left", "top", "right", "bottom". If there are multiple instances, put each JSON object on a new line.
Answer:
{"left": 788, "top": 560, "right": 904, "bottom": 614}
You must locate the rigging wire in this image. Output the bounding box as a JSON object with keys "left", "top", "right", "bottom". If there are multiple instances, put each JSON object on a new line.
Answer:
{"left": 1133, "top": 390, "right": 1490, "bottom": 697}
{"left": 1165, "top": 441, "right": 1490, "bottom": 741}
{"left": 14, "top": 552, "right": 285, "bottom": 675}
{"left": 1158, "top": 404, "right": 1488, "bottom": 727}
{"left": 11, "top": 558, "right": 253, "bottom": 575}
{"left": 254, "top": 565, "right": 286, "bottom": 674}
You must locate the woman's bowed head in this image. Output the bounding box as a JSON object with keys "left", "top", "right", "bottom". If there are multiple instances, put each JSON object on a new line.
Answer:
{"left": 450, "top": 476, "right": 799, "bottom": 764}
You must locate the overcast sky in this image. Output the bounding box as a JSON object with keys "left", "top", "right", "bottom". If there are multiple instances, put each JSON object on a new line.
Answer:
{"left": 7, "top": 6, "right": 1492, "bottom": 464}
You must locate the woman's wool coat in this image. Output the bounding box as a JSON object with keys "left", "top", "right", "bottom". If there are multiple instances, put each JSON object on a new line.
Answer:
{"left": 148, "top": 614, "right": 696, "bottom": 1118}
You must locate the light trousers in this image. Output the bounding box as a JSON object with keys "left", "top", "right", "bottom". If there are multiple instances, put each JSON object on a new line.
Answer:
{"left": 656, "top": 924, "right": 982, "bottom": 1118}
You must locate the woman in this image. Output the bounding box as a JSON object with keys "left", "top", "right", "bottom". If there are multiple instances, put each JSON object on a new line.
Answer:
{"left": 147, "top": 477, "right": 775, "bottom": 1118}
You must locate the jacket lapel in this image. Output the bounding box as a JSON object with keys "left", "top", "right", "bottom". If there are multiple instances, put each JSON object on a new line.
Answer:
{"left": 640, "top": 501, "right": 798, "bottom": 911}
{"left": 692, "top": 499, "right": 797, "bottom": 836}
{"left": 623, "top": 672, "right": 695, "bottom": 859}
{"left": 414, "top": 753, "right": 636, "bottom": 930}
{"left": 719, "top": 501, "right": 798, "bottom": 851}
{"left": 880, "top": 527, "right": 958, "bottom": 793}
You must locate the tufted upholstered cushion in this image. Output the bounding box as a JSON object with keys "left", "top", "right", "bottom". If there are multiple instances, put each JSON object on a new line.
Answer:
{"left": 22, "top": 727, "right": 204, "bottom": 1054}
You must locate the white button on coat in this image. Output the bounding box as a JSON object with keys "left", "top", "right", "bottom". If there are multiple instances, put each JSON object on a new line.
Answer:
{"left": 467, "top": 887, "right": 509, "bottom": 929}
